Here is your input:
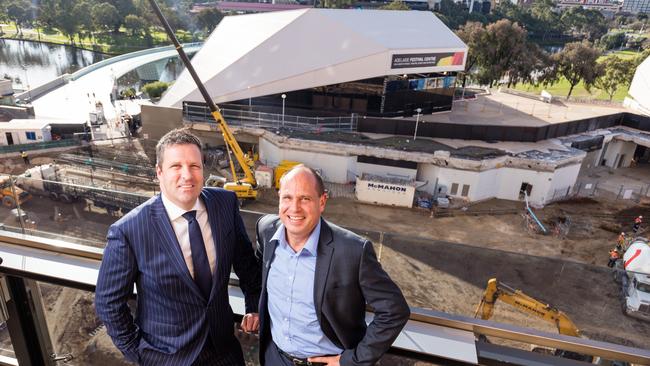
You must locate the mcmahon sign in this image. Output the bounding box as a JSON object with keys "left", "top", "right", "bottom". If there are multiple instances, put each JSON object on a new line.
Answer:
{"left": 367, "top": 182, "right": 408, "bottom": 193}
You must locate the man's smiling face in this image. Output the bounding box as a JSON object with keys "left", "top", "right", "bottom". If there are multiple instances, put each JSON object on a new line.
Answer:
{"left": 278, "top": 169, "right": 326, "bottom": 247}
{"left": 156, "top": 143, "right": 204, "bottom": 211}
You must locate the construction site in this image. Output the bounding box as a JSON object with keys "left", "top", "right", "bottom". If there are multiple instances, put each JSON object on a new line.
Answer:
{"left": 0, "top": 133, "right": 649, "bottom": 364}
{"left": 1, "top": 5, "right": 650, "bottom": 366}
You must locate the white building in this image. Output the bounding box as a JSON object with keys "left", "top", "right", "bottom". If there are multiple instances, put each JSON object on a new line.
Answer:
{"left": 0, "top": 119, "right": 87, "bottom": 146}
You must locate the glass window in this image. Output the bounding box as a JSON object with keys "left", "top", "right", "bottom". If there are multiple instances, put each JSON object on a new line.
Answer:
{"left": 25, "top": 132, "right": 36, "bottom": 140}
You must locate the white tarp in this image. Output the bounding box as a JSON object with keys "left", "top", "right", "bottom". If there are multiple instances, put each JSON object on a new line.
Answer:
{"left": 160, "top": 8, "right": 467, "bottom": 108}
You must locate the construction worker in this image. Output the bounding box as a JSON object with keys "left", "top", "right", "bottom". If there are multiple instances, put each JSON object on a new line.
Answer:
{"left": 633, "top": 216, "right": 643, "bottom": 234}
{"left": 617, "top": 232, "right": 626, "bottom": 249}
{"left": 20, "top": 151, "right": 29, "bottom": 165}
{"left": 608, "top": 248, "right": 620, "bottom": 268}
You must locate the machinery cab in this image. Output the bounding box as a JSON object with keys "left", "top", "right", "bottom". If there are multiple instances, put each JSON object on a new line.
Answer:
{"left": 623, "top": 272, "right": 650, "bottom": 321}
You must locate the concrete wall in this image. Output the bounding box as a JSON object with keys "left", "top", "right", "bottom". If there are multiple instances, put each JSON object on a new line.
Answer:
{"left": 141, "top": 104, "right": 183, "bottom": 141}
{"left": 259, "top": 138, "right": 355, "bottom": 183}
{"left": 548, "top": 163, "right": 581, "bottom": 198}
{"left": 0, "top": 127, "right": 51, "bottom": 145}
{"left": 602, "top": 139, "right": 637, "bottom": 168}
{"left": 357, "top": 162, "right": 417, "bottom": 180}
{"left": 496, "top": 168, "right": 553, "bottom": 204}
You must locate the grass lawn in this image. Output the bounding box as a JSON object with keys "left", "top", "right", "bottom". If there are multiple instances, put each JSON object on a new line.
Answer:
{"left": 512, "top": 77, "right": 630, "bottom": 102}
{"left": 0, "top": 22, "right": 199, "bottom": 54}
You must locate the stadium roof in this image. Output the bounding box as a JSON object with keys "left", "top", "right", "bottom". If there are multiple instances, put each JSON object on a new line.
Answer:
{"left": 160, "top": 9, "right": 467, "bottom": 108}
{"left": 628, "top": 55, "right": 650, "bottom": 116}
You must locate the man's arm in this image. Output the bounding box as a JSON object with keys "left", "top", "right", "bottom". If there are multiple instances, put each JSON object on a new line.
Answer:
{"left": 339, "top": 241, "right": 410, "bottom": 366}
{"left": 95, "top": 224, "right": 141, "bottom": 363}
{"left": 231, "top": 197, "right": 262, "bottom": 315}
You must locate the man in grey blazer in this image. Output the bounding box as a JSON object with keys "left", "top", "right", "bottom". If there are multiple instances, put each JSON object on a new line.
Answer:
{"left": 256, "top": 166, "right": 410, "bottom": 366}
{"left": 95, "top": 128, "right": 261, "bottom": 365}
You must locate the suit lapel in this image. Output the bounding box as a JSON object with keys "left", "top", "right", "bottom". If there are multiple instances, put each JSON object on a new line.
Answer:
{"left": 150, "top": 195, "right": 204, "bottom": 300}
{"left": 262, "top": 218, "right": 281, "bottom": 287}
{"left": 314, "top": 218, "right": 334, "bottom": 323}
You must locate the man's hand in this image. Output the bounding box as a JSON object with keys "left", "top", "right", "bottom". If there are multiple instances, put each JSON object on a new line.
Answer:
{"left": 240, "top": 313, "right": 259, "bottom": 333}
{"left": 308, "top": 355, "right": 341, "bottom": 366}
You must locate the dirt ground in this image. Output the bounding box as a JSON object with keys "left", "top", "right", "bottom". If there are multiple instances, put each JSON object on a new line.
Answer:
{"left": 1, "top": 146, "right": 650, "bottom": 364}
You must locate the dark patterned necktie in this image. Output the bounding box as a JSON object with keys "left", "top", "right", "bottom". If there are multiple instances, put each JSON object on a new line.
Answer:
{"left": 182, "top": 210, "right": 212, "bottom": 299}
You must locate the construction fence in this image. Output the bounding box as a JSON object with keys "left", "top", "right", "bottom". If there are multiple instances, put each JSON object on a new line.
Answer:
{"left": 549, "top": 181, "right": 650, "bottom": 204}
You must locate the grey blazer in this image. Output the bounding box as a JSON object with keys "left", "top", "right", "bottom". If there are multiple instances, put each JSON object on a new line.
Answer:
{"left": 256, "top": 215, "right": 410, "bottom": 366}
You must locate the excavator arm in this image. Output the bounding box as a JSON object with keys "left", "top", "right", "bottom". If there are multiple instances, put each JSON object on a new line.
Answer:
{"left": 474, "top": 278, "right": 581, "bottom": 338}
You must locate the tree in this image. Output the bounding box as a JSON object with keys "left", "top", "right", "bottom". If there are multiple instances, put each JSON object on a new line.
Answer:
{"left": 561, "top": 7, "right": 607, "bottom": 41}
{"left": 142, "top": 81, "right": 170, "bottom": 99}
{"left": 195, "top": 8, "right": 223, "bottom": 32}
{"left": 553, "top": 41, "right": 601, "bottom": 99}
{"left": 379, "top": 0, "right": 410, "bottom": 10}
{"left": 54, "top": 0, "right": 80, "bottom": 44}
{"left": 594, "top": 55, "right": 635, "bottom": 101}
{"left": 477, "top": 19, "right": 528, "bottom": 87}
{"left": 124, "top": 14, "right": 147, "bottom": 36}
{"left": 435, "top": 0, "right": 470, "bottom": 30}
{"left": 600, "top": 31, "right": 626, "bottom": 50}
{"left": 6, "top": 0, "right": 32, "bottom": 35}
{"left": 456, "top": 21, "right": 488, "bottom": 87}
{"left": 92, "top": 2, "right": 121, "bottom": 33}
{"left": 73, "top": 0, "right": 95, "bottom": 43}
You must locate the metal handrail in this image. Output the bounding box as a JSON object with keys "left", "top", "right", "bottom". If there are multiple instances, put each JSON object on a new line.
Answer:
{"left": 0, "top": 231, "right": 649, "bottom": 364}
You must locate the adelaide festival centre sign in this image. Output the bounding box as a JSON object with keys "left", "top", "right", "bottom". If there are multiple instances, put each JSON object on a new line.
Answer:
{"left": 391, "top": 52, "right": 465, "bottom": 69}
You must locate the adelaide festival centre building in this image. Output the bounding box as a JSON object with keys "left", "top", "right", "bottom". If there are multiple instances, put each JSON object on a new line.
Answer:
{"left": 142, "top": 10, "right": 650, "bottom": 208}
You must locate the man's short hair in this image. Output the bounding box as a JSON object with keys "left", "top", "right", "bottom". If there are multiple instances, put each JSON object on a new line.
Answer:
{"left": 279, "top": 164, "right": 325, "bottom": 196}
{"left": 156, "top": 128, "right": 203, "bottom": 166}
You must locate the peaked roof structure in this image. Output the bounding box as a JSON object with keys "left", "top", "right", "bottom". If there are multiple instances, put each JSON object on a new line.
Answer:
{"left": 160, "top": 9, "right": 467, "bottom": 108}
{"left": 628, "top": 55, "right": 650, "bottom": 116}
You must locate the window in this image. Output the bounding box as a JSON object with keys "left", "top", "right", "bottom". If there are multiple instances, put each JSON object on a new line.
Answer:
{"left": 25, "top": 132, "right": 36, "bottom": 140}
{"left": 450, "top": 183, "right": 459, "bottom": 195}
{"left": 461, "top": 184, "right": 470, "bottom": 197}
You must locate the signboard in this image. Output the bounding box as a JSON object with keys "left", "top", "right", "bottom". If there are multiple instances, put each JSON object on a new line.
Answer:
{"left": 391, "top": 52, "right": 464, "bottom": 69}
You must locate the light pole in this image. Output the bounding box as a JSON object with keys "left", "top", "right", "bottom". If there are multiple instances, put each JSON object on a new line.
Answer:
{"left": 281, "top": 93, "right": 286, "bottom": 127}
{"left": 413, "top": 108, "right": 422, "bottom": 141}
{"left": 21, "top": 64, "right": 31, "bottom": 102}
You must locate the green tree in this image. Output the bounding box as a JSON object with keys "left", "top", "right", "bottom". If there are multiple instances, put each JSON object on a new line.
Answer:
{"left": 435, "top": 0, "right": 470, "bottom": 30}
{"left": 92, "top": 2, "right": 121, "bottom": 33}
{"left": 124, "top": 14, "right": 147, "bottom": 36}
{"left": 553, "top": 41, "right": 601, "bottom": 99}
{"left": 456, "top": 21, "right": 488, "bottom": 87}
{"left": 600, "top": 31, "right": 626, "bottom": 50}
{"left": 195, "top": 8, "right": 223, "bottom": 32}
{"left": 561, "top": 7, "right": 607, "bottom": 41}
{"left": 476, "top": 19, "right": 528, "bottom": 87}
{"left": 379, "top": 0, "right": 410, "bottom": 10}
{"left": 54, "top": 0, "right": 80, "bottom": 44}
{"left": 6, "top": 0, "right": 32, "bottom": 35}
{"left": 73, "top": 0, "right": 95, "bottom": 43}
{"left": 595, "top": 55, "right": 635, "bottom": 101}
{"left": 142, "top": 81, "right": 170, "bottom": 99}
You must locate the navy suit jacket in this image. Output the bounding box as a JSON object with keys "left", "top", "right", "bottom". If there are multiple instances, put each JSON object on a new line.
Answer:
{"left": 95, "top": 188, "right": 261, "bottom": 365}
{"left": 256, "top": 215, "right": 410, "bottom": 366}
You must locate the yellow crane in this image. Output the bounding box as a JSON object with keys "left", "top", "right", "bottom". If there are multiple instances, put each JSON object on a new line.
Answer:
{"left": 148, "top": 0, "right": 257, "bottom": 200}
{"left": 474, "top": 278, "right": 581, "bottom": 338}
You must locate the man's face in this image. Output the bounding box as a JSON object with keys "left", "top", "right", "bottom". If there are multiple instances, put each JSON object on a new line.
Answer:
{"left": 156, "top": 143, "right": 204, "bottom": 211}
{"left": 279, "top": 170, "right": 326, "bottom": 244}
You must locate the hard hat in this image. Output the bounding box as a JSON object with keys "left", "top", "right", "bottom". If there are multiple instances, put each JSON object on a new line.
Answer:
{"left": 621, "top": 232, "right": 625, "bottom": 235}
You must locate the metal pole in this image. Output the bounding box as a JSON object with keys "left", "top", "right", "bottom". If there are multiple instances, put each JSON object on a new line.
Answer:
{"left": 10, "top": 176, "right": 26, "bottom": 234}
{"left": 414, "top": 108, "right": 422, "bottom": 141}
{"left": 281, "top": 94, "right": 286, "bottom": 127}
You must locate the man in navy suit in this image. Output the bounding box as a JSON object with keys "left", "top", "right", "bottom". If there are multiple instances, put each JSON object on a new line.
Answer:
{"left": 95, "top": 128, "right": 261, "bottom": 365}
{"left": 256, "top": 166, "right": 409, "bottom": 366}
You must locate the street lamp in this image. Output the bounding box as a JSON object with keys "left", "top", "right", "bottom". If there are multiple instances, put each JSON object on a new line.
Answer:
{"left": 21, "top": 64, "right": 31, "bottom": 102}
{"left": 281, "top": 93, "right": 286, "bottom": 127}
{"left": 413, "top": 108, "right": 422, "bottom": 141}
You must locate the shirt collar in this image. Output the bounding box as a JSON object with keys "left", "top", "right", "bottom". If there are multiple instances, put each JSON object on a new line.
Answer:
{"left": 271, "top": 220, "right": 321, "bottom": 256}
{"left": 161, "top": 193, "right": 204, "bottom": 221}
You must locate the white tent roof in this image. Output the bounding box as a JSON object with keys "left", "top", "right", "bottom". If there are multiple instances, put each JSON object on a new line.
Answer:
{"left": 160, "top": 9, "right": 467, "bottom": 108}
{"left": 629, "top": 55, "right": 650, "bottom": 115}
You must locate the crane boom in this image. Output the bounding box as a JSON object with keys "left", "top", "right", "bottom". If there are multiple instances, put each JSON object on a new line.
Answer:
{"left": 474, "top": 278, "right": 581, "bottom": 338}
{"left": 147, "top": 0, "right": 257, "bottom": 198}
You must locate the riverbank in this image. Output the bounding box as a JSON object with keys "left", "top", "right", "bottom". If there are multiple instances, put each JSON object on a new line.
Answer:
{"left": 0, "top": 23, "right": 197, "bottom": 55}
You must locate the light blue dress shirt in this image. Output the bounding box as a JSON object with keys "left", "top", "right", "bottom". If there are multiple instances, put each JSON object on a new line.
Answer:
{"left": 267, "top": 221, "right": 344, "bottom": 358}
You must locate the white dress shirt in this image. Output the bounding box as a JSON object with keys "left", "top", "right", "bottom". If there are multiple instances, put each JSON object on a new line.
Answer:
{"left": 161, "top": 194, "right": 216, "bottom": 277}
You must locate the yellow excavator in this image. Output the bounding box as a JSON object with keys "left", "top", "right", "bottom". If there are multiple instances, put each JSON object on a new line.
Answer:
{"left": 148, "top": 0, "right": 257, "bottom": 200}
{"left": 474, "top": 278, "right": 592, "bottom": 362}
{"left": 474, "top": 278, "right": 581, "bottom": 337}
